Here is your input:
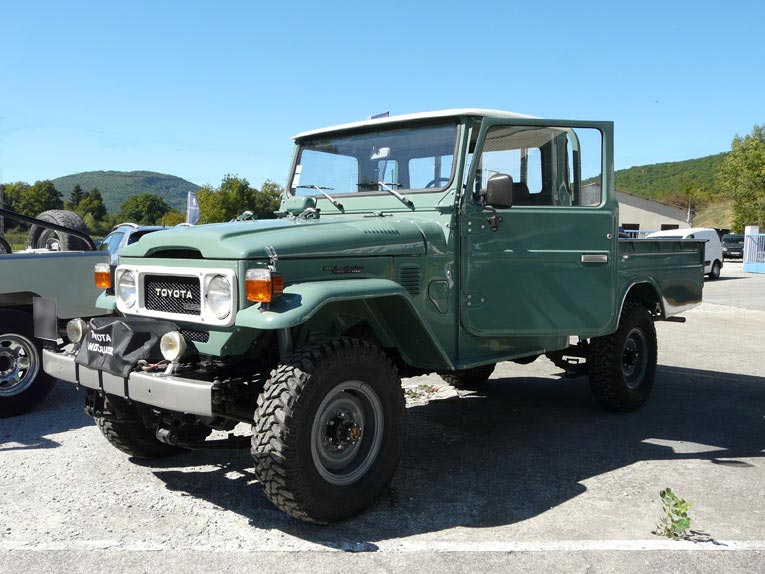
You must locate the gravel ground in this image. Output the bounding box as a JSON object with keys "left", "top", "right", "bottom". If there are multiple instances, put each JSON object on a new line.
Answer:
{"left": 1, "top": 261, "right": 764, "bottom": 573}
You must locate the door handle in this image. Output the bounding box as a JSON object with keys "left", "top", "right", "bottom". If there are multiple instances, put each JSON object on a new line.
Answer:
{"left": 581, "top": 254, "right": 609, "bottom": 263}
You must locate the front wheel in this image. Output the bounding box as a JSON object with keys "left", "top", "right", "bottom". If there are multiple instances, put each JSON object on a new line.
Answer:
{"left": 251, "top": 338, "right": 406, "bottom": 523}
{"left": 0, "top": 309, "right": 56, "bottom": 418}
{"left": 95, "top": 396, "right": 185, "bottom": 459}
{"left": 588, "top": 303, "right": 657, "bottom": 412}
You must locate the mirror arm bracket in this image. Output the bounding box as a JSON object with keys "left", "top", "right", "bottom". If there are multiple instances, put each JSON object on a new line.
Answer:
{"left": 485, "top": 205, "right": 503, "bottom": 232}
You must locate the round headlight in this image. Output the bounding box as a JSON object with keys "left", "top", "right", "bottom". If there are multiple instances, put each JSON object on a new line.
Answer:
{"left": 117, "top": 270, "right": 137, "bottom": 308}
{"left": 160, "top": 331, "right": 187, "bottom": 362}
{"left": 206, "top": 274, "right": 231, "bottom": 319}
{"left": 66, "top": 318, "right": 88, "bottom": 344}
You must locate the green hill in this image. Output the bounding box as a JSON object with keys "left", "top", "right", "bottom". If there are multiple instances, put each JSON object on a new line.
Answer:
{"left": 593, "top": 153, "right": 727, "bottom": 203}
{"left": 583, "top": 152, "right": 733, "bottom": 227}
{"left": 52, "top": 170, "right": 200, "bottom": 214}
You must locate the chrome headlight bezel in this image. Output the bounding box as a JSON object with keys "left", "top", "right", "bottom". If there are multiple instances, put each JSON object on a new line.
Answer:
{"left": 205, "top": 274, "right": 232, "bottom": 320}
{"left": 117, "top": 270, "right": 137, "bottom": 308}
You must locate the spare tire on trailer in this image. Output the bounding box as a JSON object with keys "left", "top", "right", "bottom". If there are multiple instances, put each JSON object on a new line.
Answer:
{"left": 27, "top": 210, "right": 91, "bottom": 251}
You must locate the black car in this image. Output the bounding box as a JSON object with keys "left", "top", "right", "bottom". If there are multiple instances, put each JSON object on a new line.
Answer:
{"left": 721, "top": 233, "right": 745, "bottom": 259}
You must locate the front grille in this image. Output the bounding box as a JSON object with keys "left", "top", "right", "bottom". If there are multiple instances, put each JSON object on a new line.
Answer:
{"left": 180, "top": 329, "right": 210, "bottom": 343}
{"left": 144, "top": 275, "right": 201, "bottom": 315}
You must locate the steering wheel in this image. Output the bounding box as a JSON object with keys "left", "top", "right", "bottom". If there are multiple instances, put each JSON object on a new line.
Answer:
{"left": 425, "top": 177, "right": 450, "bottom": 188}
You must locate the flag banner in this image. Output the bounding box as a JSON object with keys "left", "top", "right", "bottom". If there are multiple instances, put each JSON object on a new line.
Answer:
{"left": 186, "top": 191, "right": 200, "bottom": 225}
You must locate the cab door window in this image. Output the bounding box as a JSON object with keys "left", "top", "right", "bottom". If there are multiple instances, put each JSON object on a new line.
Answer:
{"left": 475, "top": 125, "right": 602, "bottom": 207}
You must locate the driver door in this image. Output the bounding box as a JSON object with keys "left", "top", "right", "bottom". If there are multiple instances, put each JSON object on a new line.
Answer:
{"left": 460, "top": 118, "right": 617, "bottom": 338}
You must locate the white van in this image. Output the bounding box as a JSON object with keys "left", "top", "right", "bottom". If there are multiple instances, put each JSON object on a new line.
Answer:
{"left": 645, "top": 228, "right": 723, "bottom": 279}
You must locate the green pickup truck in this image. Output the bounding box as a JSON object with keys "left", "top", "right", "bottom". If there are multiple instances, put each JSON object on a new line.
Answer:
{"left": 42, "top": 109, "right": 703, "bottom": 522}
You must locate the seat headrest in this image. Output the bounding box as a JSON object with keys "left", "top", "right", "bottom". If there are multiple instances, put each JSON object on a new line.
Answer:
{"left": 513, "top": 182, "right": 530, "bottom": 205}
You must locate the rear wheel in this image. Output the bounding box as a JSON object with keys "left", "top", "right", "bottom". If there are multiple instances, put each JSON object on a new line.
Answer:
{"left": 0, "top": 309, "right": 55, "bottom": 418}
{"left": 588, "top": 303, "right": 657, "bottom": 412}
{"left": 438, "top": 363, "right": 496, "bottom": 390}
{"left": 252, "top": 338, "right": 406, "bottom": 523}
{"left": 708, "top": 260, "right": 721, "bottom": 280}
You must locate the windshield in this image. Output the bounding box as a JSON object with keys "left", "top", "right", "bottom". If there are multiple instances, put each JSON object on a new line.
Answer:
{"left": 723, "top": 235, "right": 744, "bottom": 245}
{"left": 291, "top": 123, "right": 458, "bottom": 196}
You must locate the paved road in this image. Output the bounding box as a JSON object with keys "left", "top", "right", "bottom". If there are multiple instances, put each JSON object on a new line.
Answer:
{"left": 702, "top": 260, "right": 765, "bottom": 311}
{"left": 2, "top": 266, "right": 764, "bottom": 573}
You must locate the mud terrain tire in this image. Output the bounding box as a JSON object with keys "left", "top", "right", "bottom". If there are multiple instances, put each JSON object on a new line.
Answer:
{"left": 252, "top": 338, "right": 406, "bottom": 523}
{"left": 96, "top": 397, "right": 185, "bottom": 459}
{"left": 27, "top": 209, "right": 90, "bottom": 251}
{"left": 588, "top": 303, "right": 657, "bottom": 412}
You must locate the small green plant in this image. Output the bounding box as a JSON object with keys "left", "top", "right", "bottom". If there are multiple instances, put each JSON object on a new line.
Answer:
{"left": 655, "top": 487, "right": 692, "bottom": 540}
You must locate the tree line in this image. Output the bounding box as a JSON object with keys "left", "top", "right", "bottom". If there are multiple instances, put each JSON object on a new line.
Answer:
{"left": 716, "top": 124, "right": 765, "bottom": 232}
{"left": 0, "top": 175, "right": 283, "bottom": 235}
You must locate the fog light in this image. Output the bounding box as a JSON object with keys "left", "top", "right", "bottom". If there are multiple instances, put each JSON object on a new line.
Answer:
{"left": 66, "top": 318, "right": 88, "bottom": 344}
{"left": 160, "top": 331, "right": 186, "bottom": 362}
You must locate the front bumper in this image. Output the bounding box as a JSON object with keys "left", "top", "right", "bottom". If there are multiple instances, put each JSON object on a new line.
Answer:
{"left": 42, "top": 348, "right": 214, "bottom": 417}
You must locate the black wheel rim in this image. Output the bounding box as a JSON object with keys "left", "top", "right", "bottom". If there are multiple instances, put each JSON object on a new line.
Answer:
{"left": 622, "top": 328, "right": 648, "bottom": 390}
{"left": 310, "top": 381, "right": 384, "bottom": 486}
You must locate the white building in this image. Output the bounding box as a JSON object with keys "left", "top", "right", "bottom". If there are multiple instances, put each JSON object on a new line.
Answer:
{"left": 583, "top": 183, "right": 691, "bottom": 234}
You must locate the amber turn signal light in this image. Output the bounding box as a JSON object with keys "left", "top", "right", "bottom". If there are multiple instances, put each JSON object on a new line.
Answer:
{"left": 94, "top": 263, "right": 112, "bottom": 289}
{"left": 245, "top": 268, "right": 284, "bottom": 303}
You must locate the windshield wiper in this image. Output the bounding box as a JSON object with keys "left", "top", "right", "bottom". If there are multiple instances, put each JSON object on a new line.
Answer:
{"left": 377, "top": 181, "right": 414, "bottom": 209}
{"left": 295, "top": 185, "right": 344, "bottom": 212}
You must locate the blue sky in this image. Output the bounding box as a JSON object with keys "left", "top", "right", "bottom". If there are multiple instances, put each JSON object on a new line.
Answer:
{"left": 1, "top": 0, "right": 763, "bottom": 190}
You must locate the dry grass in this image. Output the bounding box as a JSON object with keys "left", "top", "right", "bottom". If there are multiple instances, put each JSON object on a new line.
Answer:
{"left": 694, "top": 199, "right": 734, "bottom": 229}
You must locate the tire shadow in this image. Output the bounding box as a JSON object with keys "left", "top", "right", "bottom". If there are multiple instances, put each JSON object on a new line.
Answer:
{"left": 148, "top": 364, "right": 765, "bottom": 548}
{"left": 0, "top": 382, "right": 93, "bottom": 450}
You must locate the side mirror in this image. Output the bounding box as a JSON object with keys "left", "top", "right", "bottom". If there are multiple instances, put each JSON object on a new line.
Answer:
{"left": 485, "top": 173, "right": 514, "bottom": 209}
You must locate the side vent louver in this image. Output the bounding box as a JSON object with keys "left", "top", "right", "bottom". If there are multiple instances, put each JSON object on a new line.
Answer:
{"left": 398, "top": 265, "right": 422, "bottom": 296}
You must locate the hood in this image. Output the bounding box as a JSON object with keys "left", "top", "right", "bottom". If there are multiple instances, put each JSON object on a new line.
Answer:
{"left": 119, "top": 216, "right": 446, "bottom": 260}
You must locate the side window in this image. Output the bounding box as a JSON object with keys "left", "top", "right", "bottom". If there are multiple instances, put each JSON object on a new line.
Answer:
{"left": 476, "top": 126, "right": 602, "bottom": 207}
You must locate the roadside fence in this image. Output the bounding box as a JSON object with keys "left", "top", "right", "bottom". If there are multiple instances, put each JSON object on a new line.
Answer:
{"left": 743, "top": 232, "right": 765, "bottom": 273}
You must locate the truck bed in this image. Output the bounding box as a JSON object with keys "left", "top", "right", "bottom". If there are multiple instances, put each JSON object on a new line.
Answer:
{"left": 0, "top": 250, "right": 108, "bottom": 318}
{"left": 618, "top": 238, "right": 704, "bottom": 318}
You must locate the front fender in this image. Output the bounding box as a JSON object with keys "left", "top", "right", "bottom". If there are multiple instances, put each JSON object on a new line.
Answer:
{"left": 235, "top": 279, "right": 452, "bottom": 370}
{"left": 235, "top": 279, "right": 409, "bottom": 330}
{"left": 96, "top": 292, "right": 117, "bottom": 312}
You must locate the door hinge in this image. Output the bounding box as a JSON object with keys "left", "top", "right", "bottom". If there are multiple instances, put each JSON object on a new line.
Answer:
{"left": 464, "top": 217, "right": 489, "bottom": 235}
{"left": 461, "top": 291, "right": 486, "bottom": 308}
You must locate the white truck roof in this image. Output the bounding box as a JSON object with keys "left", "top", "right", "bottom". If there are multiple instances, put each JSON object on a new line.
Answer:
{"left": 646, "top": 228, "right": 718, "bottom": 238}
{"left": 293, "top": 108, "right": 537, "bottom": 140}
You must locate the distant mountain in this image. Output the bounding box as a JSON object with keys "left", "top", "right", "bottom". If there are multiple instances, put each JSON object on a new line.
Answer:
{"left": 52, "top": 170, "right": 200, "bottom": 213}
